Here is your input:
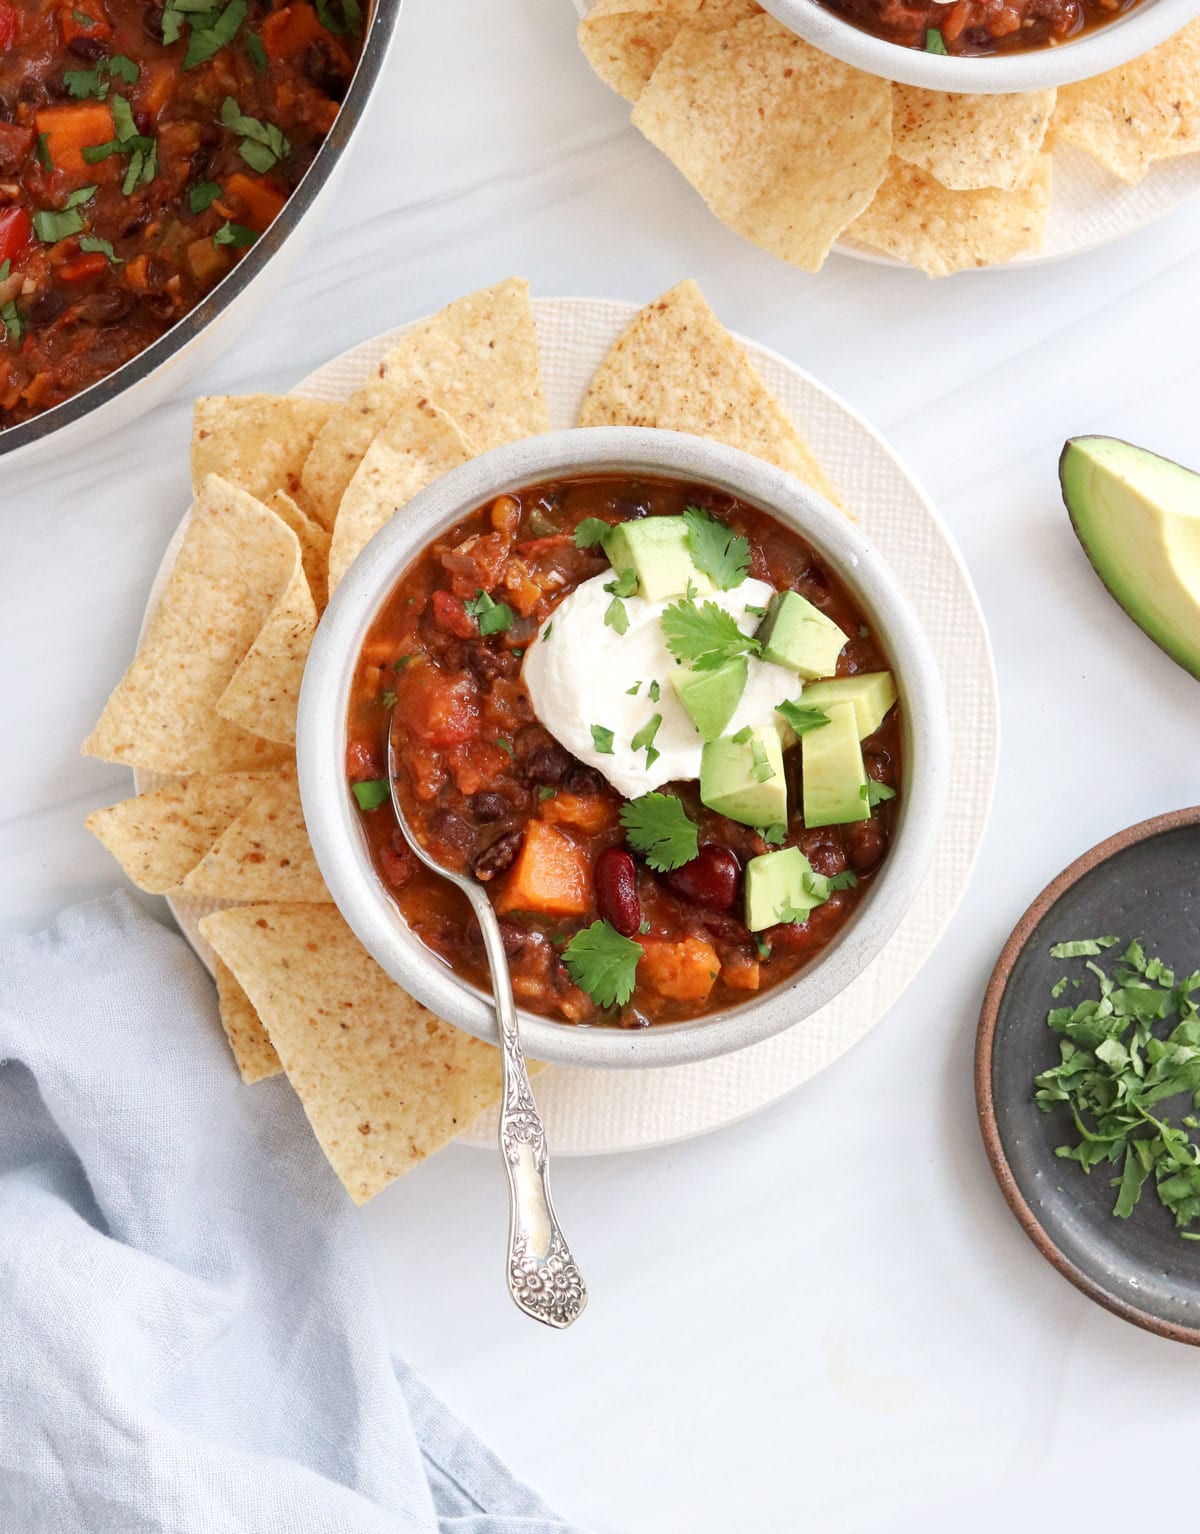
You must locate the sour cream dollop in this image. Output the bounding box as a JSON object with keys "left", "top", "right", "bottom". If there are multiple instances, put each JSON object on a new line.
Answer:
{"left": 521, "top": 573, "right": 799, "bottom": 799}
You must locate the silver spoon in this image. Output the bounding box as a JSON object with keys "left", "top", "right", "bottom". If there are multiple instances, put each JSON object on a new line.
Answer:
{"left": 387, "top": 718, "right": 586, "bottom": 1329}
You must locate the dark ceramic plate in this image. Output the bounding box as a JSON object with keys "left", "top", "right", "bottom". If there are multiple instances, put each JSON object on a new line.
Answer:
{"left": 977, "top": 807, "right": 1200, "bottom": 1345}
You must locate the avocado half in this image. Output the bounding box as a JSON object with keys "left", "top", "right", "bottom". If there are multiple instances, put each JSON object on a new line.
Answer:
{"left": 1061, "top": 435, "right": 1200, "bottom": 681}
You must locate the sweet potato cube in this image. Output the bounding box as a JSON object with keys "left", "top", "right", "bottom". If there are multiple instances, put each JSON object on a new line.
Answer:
{"left": 36, "top": 101, "right": 116, "bottom": 185}
{"left": 539, "top": 792, "right": 618, "bottom": 835}
{"left": 639, "top": 936, "right": 720, "bottom": 1005}
{"left": 495, "top": 821, "right": 591, "bottom": 918}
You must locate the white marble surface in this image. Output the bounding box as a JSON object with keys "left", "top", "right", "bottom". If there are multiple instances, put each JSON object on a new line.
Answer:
{"left": 7, "top": 1, "right": 1200, "bottom": 1529}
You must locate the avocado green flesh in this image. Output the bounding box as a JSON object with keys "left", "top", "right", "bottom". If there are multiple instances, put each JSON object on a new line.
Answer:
{"left": 672, "top": 658, "right": 748, "bottom": 740}
{"left": 802, "top": 702, "right": 869, "bottom": 828}
{"left": 755, "top": 590, "right": 846, "bottom": 680}
{"left": 602, "top": 516, "right": 713, "bottom": 604}
{"left": 1062, "top": 435, "right": 1200, "bottom": 681}
{"left": 700, "top": 729, "right": 787, "bottom": 828}
{"left": 744, "top": 846, "right": 824, "bottom": 932}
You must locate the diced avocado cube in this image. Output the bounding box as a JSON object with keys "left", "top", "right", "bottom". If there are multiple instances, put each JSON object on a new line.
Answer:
{"left": 755, "top": 590, "right": 846, "bottom": 679}
{"left": 796, "top": 672, "right": 897, "bottom": 741}
{"left": 802, "top": 701, "right": 869, "bottom": 827}
{"left": 744, "top": 846, "right": 827, "bottom": 932}
{"left": 700, "top": 727, "right": 787, "bottom": 828}
{"left": 603, "top": 516, "right": 714, "bottom": 604}
{"left": 671, "top": 658, "right": 748, "bottom": 741}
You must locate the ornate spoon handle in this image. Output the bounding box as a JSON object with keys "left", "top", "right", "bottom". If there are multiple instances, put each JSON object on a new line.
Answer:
{"left": 471, "top": 888, "right": 586, "bottom": 1329}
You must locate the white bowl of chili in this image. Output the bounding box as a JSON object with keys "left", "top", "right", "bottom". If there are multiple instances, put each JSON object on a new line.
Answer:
{"left": 758, "top": 0, "right": 1199, "bottom": 91}
{"left": 297, "top": 427, "right": 949, "bottom": 1071}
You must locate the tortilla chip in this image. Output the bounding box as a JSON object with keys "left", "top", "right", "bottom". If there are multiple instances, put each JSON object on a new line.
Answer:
{"left": 579, "top": 278, "right": 843, "bottom": 507}
{"left": 83, "top": 476, "right": 300, "bottom": 775}
{"left": 85, "top": 773, "right": 270, "bottom": 894}
{"left": 631, "top": 15, "right": 891, "bottom": 273}
{"left": 200, "top": 904, "right": 501, "bottom": 1203}
{"left": 847, "top": 156, "right": 1052, "bottom": 277}
{"left": 1053, "top": 21, "right": 1200, "bottom": 184}
{"left": 327, "top": 392, "right": 475, "bottom": 595}
{"left": 300, "top": 279, "right": 547, "bottom": 526}
{"left": 265, "top": 490, "right": 331, "bottom": 614}
{"left": 214, "top": 505, "right": 318, "bottom": 747}
{"left": 214, "top": 958, "right": 281, "bottom": 1084}
{"left": 181, "top": 768, "right": 330, "bottom": 903}
{"left": 892, "top": 85, "right": 1055, "bottom": 192}
{"left": 579, "top": 0, "right": 760, "bottom": 102}
{"left": 191, "top": 395, "right": 334, "bottom": 509}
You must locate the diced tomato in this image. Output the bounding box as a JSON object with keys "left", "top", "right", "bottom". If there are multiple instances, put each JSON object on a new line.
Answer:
{"left": 0, "top": 5, "right": 19, "bottom": 50}
{"left": 0, "top": 206, "right": 32, "bottom": 265}
{"left": 57, "top": 251, "right": 108, "bottom": 283}
{"left": 431, "top": 589, "right": 477, "bottom": 639}
{"left": 220, "top": 172, "right": 286, "bottom": 234}
{"left": 345, "top": 739, "right": 382, "bottom": 780}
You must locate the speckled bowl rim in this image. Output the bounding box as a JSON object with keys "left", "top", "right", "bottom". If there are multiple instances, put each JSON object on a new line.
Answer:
{"left": 975, "top": 805, "right": 1200, "bottom": 1347}
{"left": 297, "top": 426, "right": 949, "bottom": 1070}
{"left": 759, "top": 0, "right": 1200, "bottom": 92}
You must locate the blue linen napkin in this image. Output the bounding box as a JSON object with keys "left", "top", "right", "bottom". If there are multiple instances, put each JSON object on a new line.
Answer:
{"left": 0, "top": 893, "right": 586, "bottom": 1534}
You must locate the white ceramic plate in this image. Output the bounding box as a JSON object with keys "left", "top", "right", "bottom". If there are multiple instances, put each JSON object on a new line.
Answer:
{"left": 572, "top": 0, "right": 1200, "bottom": 270}
{"left": 137, "top": 296, "right": 998, "bottom": 1154}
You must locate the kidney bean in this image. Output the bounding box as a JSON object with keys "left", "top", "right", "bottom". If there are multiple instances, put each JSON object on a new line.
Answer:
{"left": 524, "top": 743, "right": 572, "bottom": 786}
{"left": 845, "top": 820, "right": 886, "bottom": 876}
{"left": 473, "top": 829, "right": 523, "bottom": 882}
{"left": 595, "top": 847, "right": 641, "bottom": 936}
{"left": 66, "top": 34, "right": 106, "bottom": 59}
{"left": 470, "top": 791, "right": 509, "bottom": 822}
{"left": 379, "top": 832, "right": 416, "bottom": 890}
{"left": 465, "top": 644, "right": 512, "bottom": 685}
{"left": 798, "top": 831, "right": 847, "bottom": 879}
{"left": 665, "top": 845, "right": 741, "bottom": 911}
{"left": 864, "top": 749, "right": 895, "bottom": 787}
{"left": 498, "top": 922, "right": 536, "bottom": 961}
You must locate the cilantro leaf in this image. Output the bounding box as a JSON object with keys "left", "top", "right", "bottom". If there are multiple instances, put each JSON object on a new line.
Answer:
{"left": 619, "top": 792, "right": 699, "bottom": 873}
{"left": 604, "top": 597, "right": 628, "bottom": 635}
{"left": 35, "top": 132, "right": 51, "bottom": 171}
{"left": 351, "top": 779, "right": 390, "bottom": 812}
{"left": 630, "top": 713, "right": 661, "bottom": 763}
{"left": 604, "top": 567, "right": 638, "bottom": 599}
{"left": 464, "top": 589, "right": 513, "bottom": 636}
{"left": 561, "top": 920, "right": 641, "bottom": 1009}
{"left": 775, "top": 700, "right": 830, "bottom": 736}
{"left": 213, "top": 220, "right": 257, "bottom": 248}
{"left": 1, "top": 299, "right": 22, "bottom": 344}
{"left": 925, "top": 25, "right": 949, "bottom": 51}
{"left": 683, "top": 506, "right": 750, "bottom": 591}
{"left": 189, "top": 179, "right": 222, "bottom": 213}
{"left": 79, "top": 234, "right": 121, "bottom": 263}
{"left": 861, "top": 781, "right": 896, "bottom": 808}
{"left": 220, "top": 96, "right": 290, "bottom": 170}
{"left": 648, "top": 680, "right": 660, "bottom": 702}
{"left": 660, "top": 598, "right": 761, "bottom": 672}
{"left": 184, "top": 0, "right": 246, "bottom": 68}
{"left": 1048, "top": 937, "right": 1120, "bottom": 959}
{"left": 573, "top": 517, "right": 610, "bottom": 550}
{"left": 749, "top": 738, "right": 774, "bottom": 783}
{"left": 590, "top": 724, "right": 614, "bottom": 755}
{"left": 245, "top": 27, "right": 268, "bottom": 68}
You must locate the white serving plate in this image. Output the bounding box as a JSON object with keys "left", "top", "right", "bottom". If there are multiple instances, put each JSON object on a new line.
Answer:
{"left": 137, "top": 295, "right": 999, "bottom": 1152}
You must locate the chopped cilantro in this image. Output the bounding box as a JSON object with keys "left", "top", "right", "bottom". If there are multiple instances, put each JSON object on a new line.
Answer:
{"left": 750, "top": 739, "right": 775, "bottom": 783}
{"left": 604, "top": 567, "right": 638, "bottom": 599}
{"left": 561, "top": 920, "right": 641, "bottom": 1009}
{"left": 537, "top": 786, "right": 557, "bottom": 801}
{"left": 683, "top": 505, "right": 750, "bottom": 591}
{"left": 1, "top": 299, "right": 22, "bottom": 344}
{"left": 351, "top": 779, "right": 390, "bottom": 812}
{"left": 189, "top": 180, "right": 222, "bottom": 214}
{"left": 465, "top": 589, "right": 514, "bottom": 636}
{"left": 1034, "top": 938, "right": 1200, "bottom": 1235}
{"left": 619, "top": 792, "right": 698, "bottom": 873}
{"left": 744, "top": 603, "right": 765, "bottom": 618}
{"left": 0, "top": 260, "right": 8, "bottom": 282}
{"left": 495, "top": 738, "right": 514, "bottom": 758}
{"left": 755, "top": 936, "right": 771, "bottom": 960}
{"left": 213, "top": 220, "right": 257, "bottom": 248}
{"left": 72, "top": 8, "right": 97, "bottom": 25}
{"left": 626, "top": 681, "right": 642, "bottom": 696}
{"left": 33, "top": 193, "right": 93, "bottom": 242}
{"left": 220, "top": 95, "right": 290, "bottom": 172}
{"left": 245, "top": 27, "right": 268, "bottom": 68}
{"left": 573, "top": 517, "right": 611, "bottom": 549}
{"left": 731, "top": 726, "right": 752, "bottom": 745}
{"left": 79, "top": 235, "right": 121, "bottom": 263}
{"left": 630, "top": 713, "right": 661, "bottom": 763}
{"left": 762, "top": 824, "right": 786, "bottom": 846}
{"left": 604, "top": 596, "right": 629, "bottom": 635}
{"left": 35, "top": 132, "right": 51, "bottom": 170}
{"left": 661, "top": 597, "right": 761, "bottom": 672}
{"left": 590, "top": 724, "right": 615, "bottom": 756}
{"left": 648, "top": 680, "right": 660, "bottom": 703}
{"left": 925, "top": 26, "right": 948, "bottom": 51}
{"left": 776, "top": 700, "right": 831, "bottom": 736}
{"left": 861, "top": 781, "right": 896, "bottom": 808}
{"left": 315, "top": 0, "right": 363, "bottom": 33}
{"left": 394, "top": 653, "right": 416, "bottom": 670}
{"left": 541, "top": 621, "right": 553, "bottom": 643}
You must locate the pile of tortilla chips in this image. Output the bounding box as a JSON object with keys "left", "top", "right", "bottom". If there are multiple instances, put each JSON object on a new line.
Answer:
{"left": 83, "top": 275, "right": 840, "bottom": 1203}
{"left": 579, "top": 2, "right": 1200, "bottom": 276}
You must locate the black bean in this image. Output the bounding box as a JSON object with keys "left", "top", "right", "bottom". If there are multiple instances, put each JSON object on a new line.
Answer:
{"left": 470, "top": 791, "right": 509, "bottom": 823}
{"left": 473, "top": 829, "right": 523, "bottom": 882}
{"left": 25, "top": 291, "right": 65, "bottom": 327}
{"left": 524, "top": 743, "right": 571, "bottom": 786}
{"left": 565, "top": 764, "right": 604, "bottom": 796}
{"left": 75, "top": 290, "right": 132, "bottom": 326}
{"left": 66, "top": 35, "right": 106, "bottom": 59}
{"left": 466, "top": 644, "right": 510, "bottom": 685}
{"left": 430, "top": 809, "right": 476, "bottom": 856}
{"left": 499, "top": 923, "right": 536, "bottom": 961}
{"left": 303, "top": 37, "right": 348, "bottom": 100}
